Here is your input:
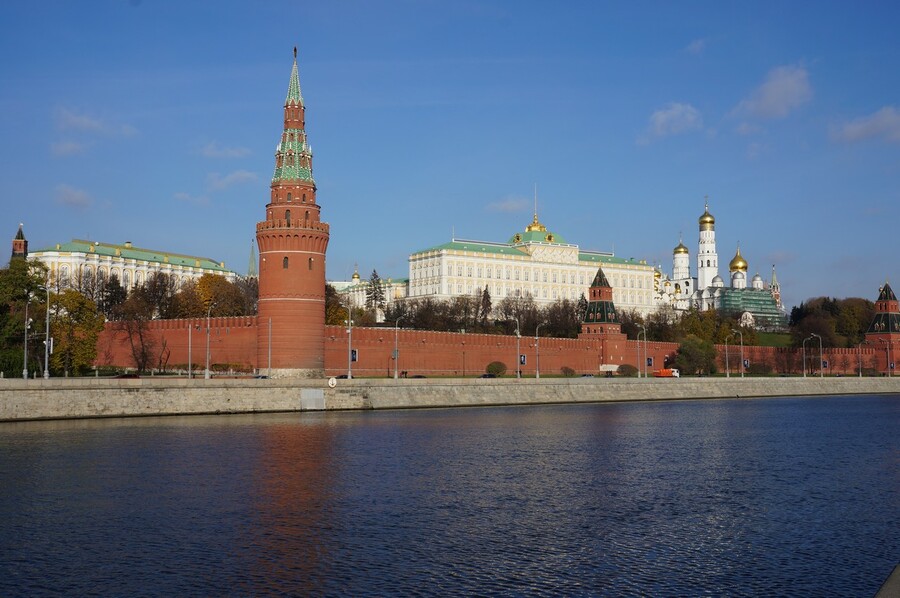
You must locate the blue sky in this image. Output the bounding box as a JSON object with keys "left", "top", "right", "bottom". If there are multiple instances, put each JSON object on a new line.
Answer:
{"left": 2, "top": 1, "right": 899, "bottom": 310}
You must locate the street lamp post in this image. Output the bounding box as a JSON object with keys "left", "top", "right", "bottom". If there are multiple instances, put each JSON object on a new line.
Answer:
{"left": 394, "top": 317, "right": 403, "bottom": 380}
{"left": 880, "top": 338, "right": 893, "bottom": 377}
{"left": 639, "top": 324, "right": 648, "bottom": 378}
{"left": 802, "top": 335, "right": 811, "bottom": 378}
{"left": 535, "top": 322, "right": 544, "bottom": 379}
{"left": 811, "top": 332, "right": 823, "bottom": 378}
{"left": 725, "top": 333, "right": 732, "bottom": 378}
{"left": 188, "top": 322, "right": 192, "bottom": 379}
{"left": 204, "top": 302, "right": 215, "bottom": 380}
{"left": 22, "top": 292, "right": 32, "bottom": 379}
{"left": 43, "top": 277, "right": 50, "bottom": 379}
{"left": 346, "top": 317, "right": 353, "bottom": 379}
{"left": 857, "top": 339, "right": 868, "bottom": 378}
{"left": 513, "top": 317, "right": 521, "bottom": 379}
{"left": 732, "top": 329, "right": 744, "bottom": 378}
{"left": 636, "top": 326, "right": 645, "bottom": 378}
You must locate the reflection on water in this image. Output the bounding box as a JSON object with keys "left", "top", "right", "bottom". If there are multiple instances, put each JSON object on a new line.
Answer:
{"left": 0, "top": 395, "right": 898, "bottom": 596}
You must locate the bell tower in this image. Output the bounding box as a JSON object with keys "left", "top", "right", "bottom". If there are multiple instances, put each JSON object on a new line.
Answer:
{"left": 256, "top": 48, "right": 330, "bottom": 377}
{"left": 697, "top": 198, "right": 718, "bottom": 289}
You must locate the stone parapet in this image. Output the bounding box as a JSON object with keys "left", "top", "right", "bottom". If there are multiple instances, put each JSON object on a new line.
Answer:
{"left": 1, "top": 377, "right": 898, "bottom": 422}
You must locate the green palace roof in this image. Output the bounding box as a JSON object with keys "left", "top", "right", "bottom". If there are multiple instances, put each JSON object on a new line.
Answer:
{"left": 31, "top": 240, "right": 232, "bottom": 273}
{"left": 411, "top": 239, "right": 645, "bottom": 267}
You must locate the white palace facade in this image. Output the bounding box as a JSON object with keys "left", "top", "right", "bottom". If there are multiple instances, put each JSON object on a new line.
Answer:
{"left": 28, "top": 238, "right": 237, "bottom": 290}
{"left": 404, "top": 214, "right": 657, "bottom": 316}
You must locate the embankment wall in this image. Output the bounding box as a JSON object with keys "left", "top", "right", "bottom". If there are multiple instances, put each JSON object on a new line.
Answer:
{"left": 1, "top": 377, "right": 898, "bottom": 422}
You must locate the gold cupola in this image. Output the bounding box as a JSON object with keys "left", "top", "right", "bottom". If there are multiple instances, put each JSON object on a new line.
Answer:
{"left": 698, "top": 199, "right": 715, "bottom": 231}
{"left": 525, "top": 213, "right": 547, "bottom": 233}
{"left": 673, "top": 240, "right": 689, "bottom": 255}
{"left": 729, "top": 245, "right": 748, "bottom": 273}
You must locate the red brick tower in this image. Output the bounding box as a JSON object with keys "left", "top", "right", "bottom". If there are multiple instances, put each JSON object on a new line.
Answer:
{"left": 581, "top": 267, "right": 623, "bottom": 336}
{"left": 865, "top": 281, "right": 899, "bottom": 375}
{"left": 11, "top": 223, "right": 27, "bottom": 260}
{"left": 256, "top": 48, "right": 330, "bottom": 377}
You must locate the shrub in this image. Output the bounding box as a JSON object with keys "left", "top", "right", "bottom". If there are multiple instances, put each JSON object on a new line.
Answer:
{"left": 560, "top": 366, "right": 576, "bottom": 377}
{"left": 617, "top": 364, "right": 639, "bottom": 377}
{"left": 486, "top": 361, "right": 508, "bottom": 376}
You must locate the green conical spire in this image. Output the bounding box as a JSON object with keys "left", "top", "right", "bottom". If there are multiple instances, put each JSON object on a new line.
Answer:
{"left": 286, "top": 46, "right": 304, "bottom": 106}
{"left": 247, "top": 239, "right": 258, "bottom": 278}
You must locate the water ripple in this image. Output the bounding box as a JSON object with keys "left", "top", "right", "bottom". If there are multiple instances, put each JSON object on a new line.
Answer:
{"left": 0, "top": 395, "right": 898, "bottom": 596}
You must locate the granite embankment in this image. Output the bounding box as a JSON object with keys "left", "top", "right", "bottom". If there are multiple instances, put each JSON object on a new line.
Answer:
{"left": 1, "top": 376, "right": 899, "bottom": 422}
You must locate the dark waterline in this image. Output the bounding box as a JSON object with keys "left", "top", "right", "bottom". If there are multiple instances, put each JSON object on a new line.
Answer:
{"left": 1, "top": 395, "right": 898, "bottom": 596}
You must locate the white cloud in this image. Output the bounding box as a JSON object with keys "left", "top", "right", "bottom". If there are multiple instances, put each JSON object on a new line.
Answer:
{"left": 733, "top": 65, "right": 812, "bottom": 119}
{"left": 685, "top": 38, "right": 706, "bottom": 55}
{"left": 51, "top": 140, "right": 88, "bottom": 156}
{"left": 55, "top": 184, "right": 92, "bottom": 209}
{"left": 830, "top": 106, "right": 900, "bottom": 143}
{"left": 174, "top": 192, "right": 209, "bottom": 206}
{"left": 55, "top": 107, "right": 137, "bottom": 137}
{"left": 486, "top": 196, "right": 529, "bottom": 213}
{"left": 639, "top": 103, "right": 703, "bottom": 143}
{"left": 201, "top": 141, "right": 251, "bottom": 158}
{"left": 207, "top": 170, "right": 257, "bottom": 191}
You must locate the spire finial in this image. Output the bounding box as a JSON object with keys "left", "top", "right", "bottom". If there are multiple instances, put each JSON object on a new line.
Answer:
{"left": 704, "top": 194, "right": 709, "bottom": 211}
{"left": 293, "top": 46, "right": 297, "bottom": 59}
{"left": 534, "top": 183, "right": 538, "bottom": 220}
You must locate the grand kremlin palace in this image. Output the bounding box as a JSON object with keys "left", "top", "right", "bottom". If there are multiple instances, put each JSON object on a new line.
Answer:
{"left": 344, "top": 213, "right": 658, "bottom": 316}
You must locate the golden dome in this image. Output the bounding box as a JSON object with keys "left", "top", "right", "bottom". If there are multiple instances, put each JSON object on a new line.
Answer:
{"left": 729, "top": 246, "right": 748, "bottom": 273}
{"left": 524, "top": 213, "right": 547, "bottom": 233}
{"left": 699, "top": 208, "right": 715, "bottom": 231}
{"left": 673, "top": 241, "right": 689, "bottom": 255}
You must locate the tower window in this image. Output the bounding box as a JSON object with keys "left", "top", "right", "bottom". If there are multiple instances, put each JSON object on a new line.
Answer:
{"left": 285, "top": 209, "right": 291, "bottom": 226}
{"left": 283, "top": 257, "right": 289, "bottom": 269}
{"left": 287, "top": 193, "right": 292, "bottom": 202}
{"left": 302, "top": 193, "right": 306, "bottom": 203}
{"left": 308, "top": 257, "right": 314, "bottom": 270}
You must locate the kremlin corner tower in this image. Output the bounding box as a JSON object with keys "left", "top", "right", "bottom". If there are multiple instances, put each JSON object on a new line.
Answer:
{"left": 256, "top": 48, "right": 330, "bottom": 377}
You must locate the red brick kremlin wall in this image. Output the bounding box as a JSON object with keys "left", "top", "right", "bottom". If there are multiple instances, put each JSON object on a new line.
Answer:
{"left": 94, "top": 320, "right": 890, "bottom": 377}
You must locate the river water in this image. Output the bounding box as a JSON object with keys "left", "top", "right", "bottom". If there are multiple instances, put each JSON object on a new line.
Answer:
{"left": 1, "top": 395, "right": 898, "bottom": 596}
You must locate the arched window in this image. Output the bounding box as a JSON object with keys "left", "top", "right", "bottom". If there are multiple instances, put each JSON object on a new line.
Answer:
{"left": 706, "top": 260, "right": 711, "bottom": 267}
{"left": 308, "top": 257, "right": 314, "bottom": 270}
{"left": 305, "top": 210, "right": 310, "bottom": 224}
{"left": 285, "top": 209, "right": 291, "bottom": 226}
{"left": 287, "top": 193, "right": 292, "bottom": 202}
{"left": 283, "top": 257, "right": 289, "bottom": 269}
{"left": 302, "top": 193, "right": 306, "bottom": 203}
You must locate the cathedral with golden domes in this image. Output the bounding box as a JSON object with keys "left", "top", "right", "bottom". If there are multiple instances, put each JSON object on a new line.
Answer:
{"left": 655, "top": 201, "right": 787, "bottom": 330}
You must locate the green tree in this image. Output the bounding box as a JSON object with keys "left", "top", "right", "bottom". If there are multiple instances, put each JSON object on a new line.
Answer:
{"left": 98, "top": 273, "right": 127, "bottom": 319}
{"left": 576, "top": 293, "right": 588, "bottom": 323}
{"left": 479, "top": 287, "right": 492, "bottom": 331}
{"left": 196, "top": 274, "right": 246, "bottom": 317}
{"left": 674, "top": 334, "right": 718, "bottom": 376}
{"left": 113, "top": 293, "right": 156, "bottom": 373}
{"left": 0, "top": 259, "right": 48, "bottom": 376}
{"left": 325, "top": 283, "right": 347, "bottom": 325}
{"left": 365, "top": 269, "right": 385, "bottom": 311}
{"left": 171, "top": 279, "right": 206, "bottom": 318}
{"left": 50, "top": 289, "right": 105, "bottom": 376}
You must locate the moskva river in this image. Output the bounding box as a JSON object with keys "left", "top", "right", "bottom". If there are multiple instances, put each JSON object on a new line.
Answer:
{"left": 1, "top": 394, "right": 898, "bottom": 596}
